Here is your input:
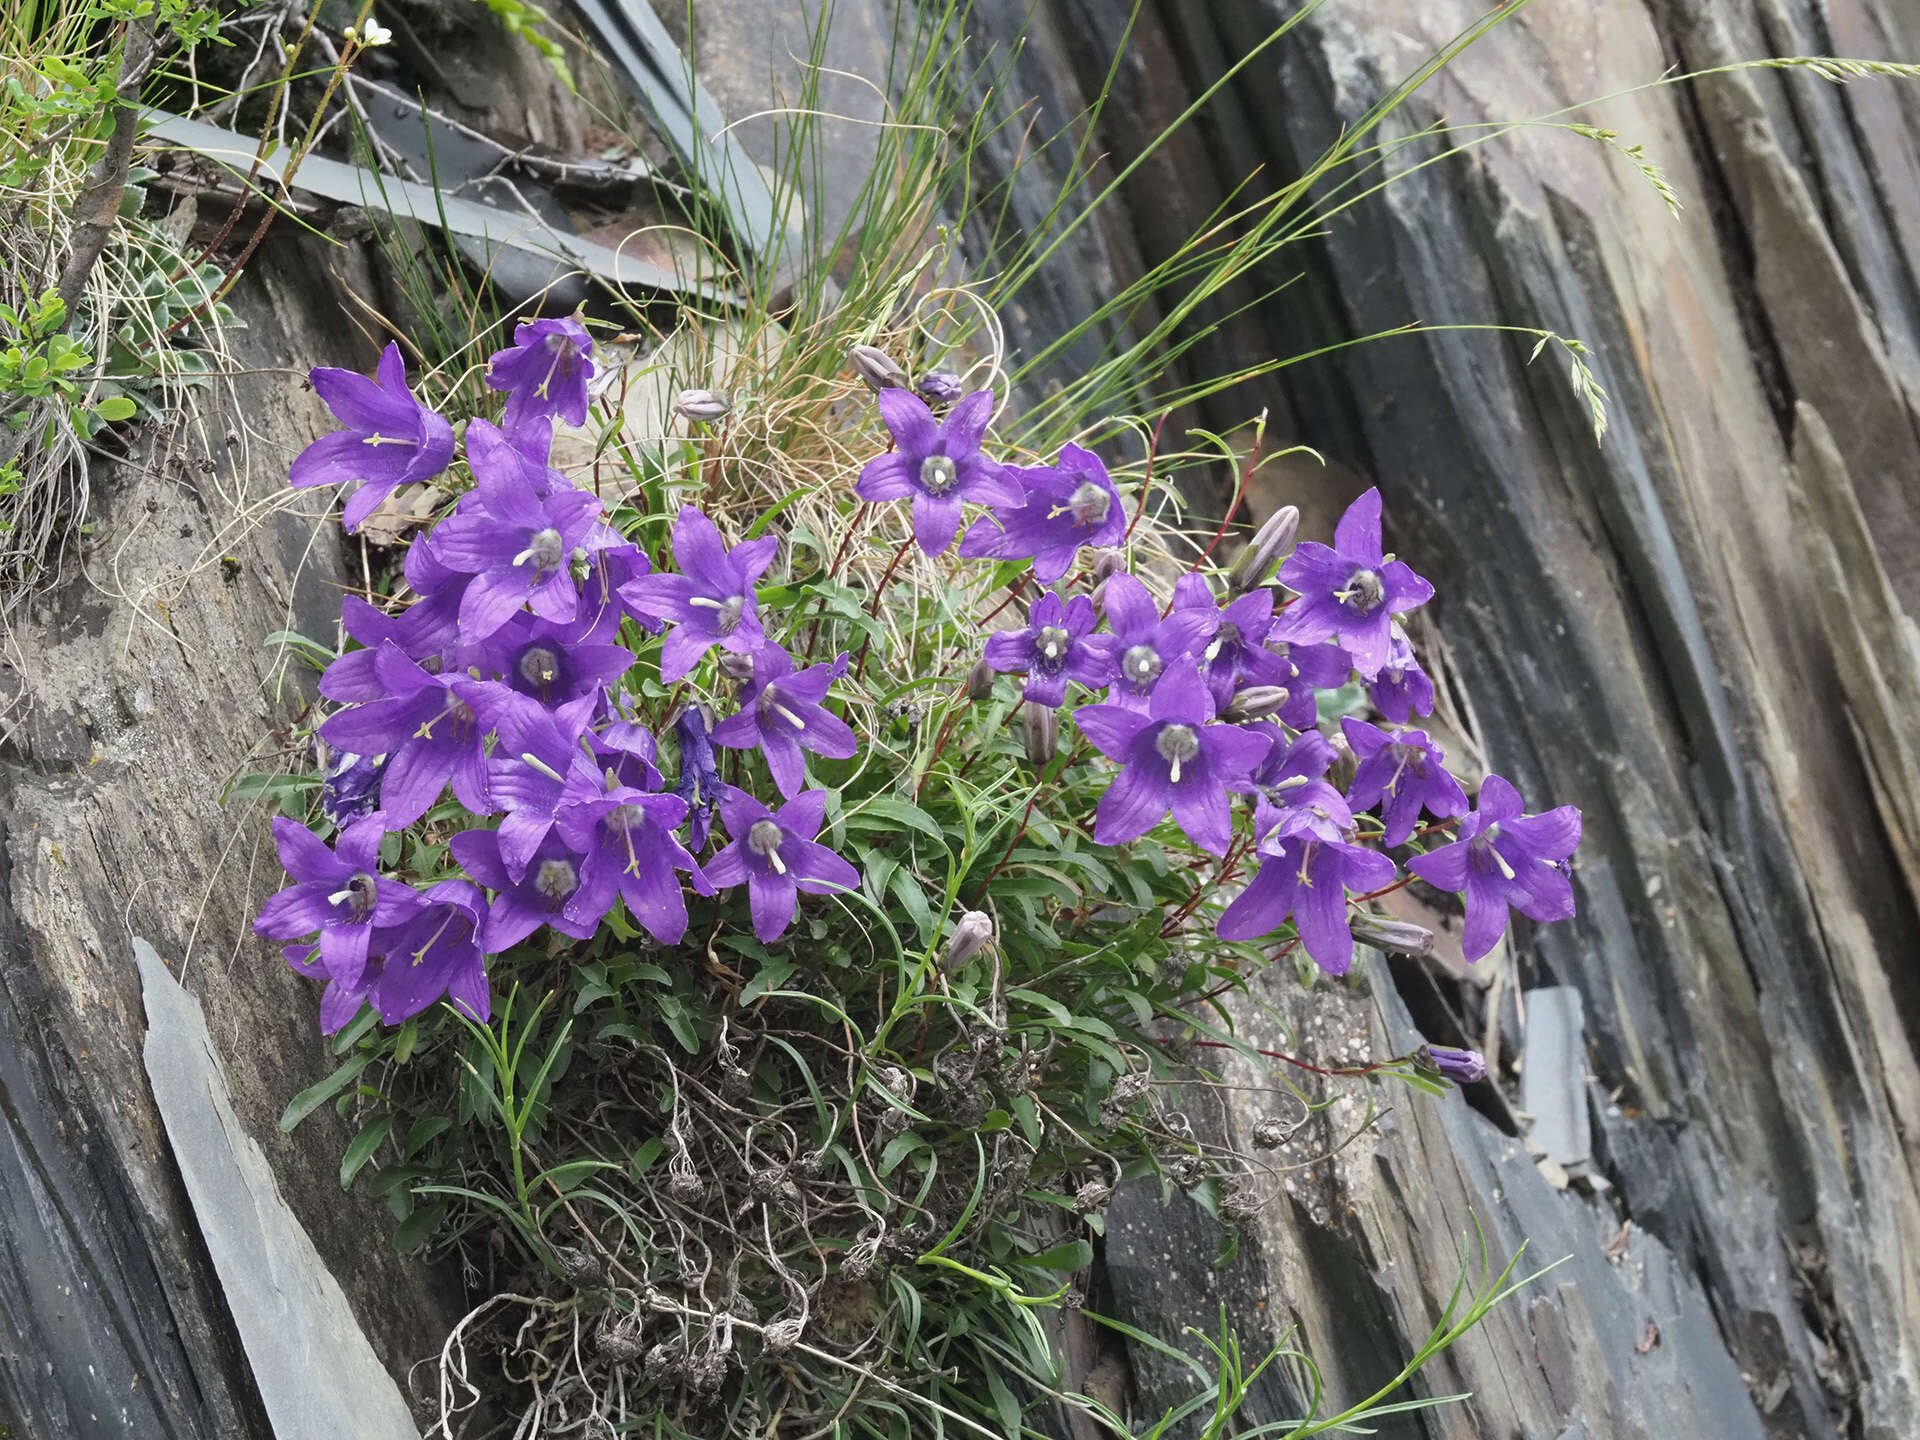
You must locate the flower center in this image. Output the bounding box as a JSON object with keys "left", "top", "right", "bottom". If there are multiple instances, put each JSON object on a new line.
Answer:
{"left": 1033, "top": 626, "right": 1071, "bottom": 671}
{"left": 534, "top": 858, "right": 578, "bottom": 901}
{"left": 1121, "top": 643, "right": 1162, "bottom": 687}
{"left": 606, "top": 803, "right": 648, "bottom": 833}
{"left": 747, "top": 819, "right": 789, "bottom": 876}
{"left": 517, "top": 527, "right": 565, "bottom": 574}
{"left": 1338, "top": 567, "right": 1385, "bottom": 615}
{"left": 919, "top": 454, "right": 959, "bottom": 495}
{"left": 1067, "top": 480, "right": 1110, "bottom": 528}
{"left": 1155, "top": 723, "right": 1201, "bottom": 784}
{"left": 518, "top": 645, "right": 561, "bottom": 696}
{"left": 1204, "top": 622, "right": 1242, "bottom": 664}
{"left": 755, "top": 684, "right": 807, "bottom": 732}
{"left": 339, "top": 871, "right": 377, "bottom": 921}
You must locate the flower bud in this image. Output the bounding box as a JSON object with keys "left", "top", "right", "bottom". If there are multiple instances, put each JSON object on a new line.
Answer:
{"left": 673, "top": 387, "right": 732, "bottom": 422}
{"left": 965, "top": 655, "right": 995, "bottom": 702}
{"left": 1327, "top": 730, "right": 1357, "bottom": 792}
{"left": 1222, "top": 686, "right": 1289, "bottom": 722}
{"left": 1226, "top": 505, "right": 1300, "bottom": 595}
{"left": 915, "top": 370, "right": 964, "bottom": 406}
{"left": 944, "top": 910, "right": 994, "bottom": 972}
{"left": 1417, "top": 1044, "right": 1487, "bottom": 1085}
{"left": 1023, "top": 703, "right": 1057, "bottom": 766}
{"left": 716, "top": 650, "right": 755, "bottom": 681}
{"left": 849, "top": 343, "right": 909, "bottom": 391}
{"left": 1351, "top": 914, "right": 1435, "bottom": 956}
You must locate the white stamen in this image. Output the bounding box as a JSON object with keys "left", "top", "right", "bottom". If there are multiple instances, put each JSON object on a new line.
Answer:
{"left": 521, "top": 752, "right": 566, "bottom": 783}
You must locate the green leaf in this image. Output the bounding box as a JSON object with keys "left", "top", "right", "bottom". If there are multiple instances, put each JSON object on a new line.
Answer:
{"left": 844, "top": 795, "right": 946, "bottom": 845}
{"left": 281, "top": 1054, "right": 373, "bottom": 1132}
{"left": 393, "top": 1200, "right": 447, "bottom": 1253}
{"left": 1022, "top": 1239, "right": 1092, "bottom": 1272}
{"left": 629, "top": 1137, "right": 665, "bottom": 1178}
{"left": 740, "top": 957, "right": 797, "bottom": 1005}
{"left": 404, "top": 1116, "right": 451, "bottom": 1156}
{"left": 92, "top": 395, "right": 135, "bottom": 423}
{"left": 339, "top": 1114, "right": 394, "bottom": 1188}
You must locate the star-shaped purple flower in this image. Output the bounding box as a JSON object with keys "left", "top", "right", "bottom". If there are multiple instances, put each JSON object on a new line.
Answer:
{"left": 958, "top": 443, "right": 1126, "bottom": 582}
{"left": 1074, "top": 658, "right": 1273, "bottom": 855}
{"left": 483, "top": 611, "right": 633, "bottom": 710}
{"left": 1170, "top": 575, "right": 1295, "bottom": 709}
{"left": 1217, "top": 836, "right": 1399, "bottom": 976}
{"left": 427, "top": 454, "right": 609, "bottom": 645}
{"left": 1259, "top": 631, "right": 1354, "bottom": 731}
{"left": 1369, "top": 625, "right": 1435, "bottom": 723}
{"left": 486, "top": 316, "right": 594, "bottom": 435}
{"left": 1407, "top": 774, "right": 1580, "bottom": 962}
{"left": 711, "top": 648, "right": 856, "bottom": 797}
{"left": 1341, "top": 718, "right": 1467, "bottom": 847}
{"left": 465, "top": 415, "right": 569, "bottom": 498}
{"left": 368, "top": 879, "right": 491, "bottom": 1025}
{"left": 703, "top": 788, "right": 860, "bottom": 943}
{"left": 254, "top": 814, "right": 426, "bottom": 987}
{"left": 855, "top": 389, "right": 1024, "bottom": 556}
{"left": 1240, "top": 726, "right": 1352, "bottom": 851}
{"left": 485, "top": 692, "right": 602, "bottom": 879}
{"left": 290, "top": 343, "right": 454, "bottom": 534}
{"left": 980, "top": 592, "right": 1114, "bottom": 707}
{"left": 556, "top": 779, "right": 711, "bottom": 945}
{"left": 1270, "top": 487, "right": 1433, "bottom": 677}
{"left": 620, "top": 506, "right": 778, "bottom": 683}
{"left": 318, "top": 644, "right": 507, "bottom": 828}
{"left": 1100, "top": 572, "right": 1218, "bottom": 713}
{"left": 450, "top": 827, "right": 601, "bottom": 953}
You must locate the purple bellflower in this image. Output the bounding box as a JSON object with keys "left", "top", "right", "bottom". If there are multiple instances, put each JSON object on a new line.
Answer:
{"left": 427, "top": 456, "right": 608, "bottom": 644}
{"left": 319, "top": 644, "right": 505, "bottom": 828}
{"left": 290, "top": 343, "right": 454, "bottom": 534}
{"left": 1217, "top": 835, "right": 1398, "bottom": 976}
{"left": 487, "top": 611, "right": 633, "bottom": 709}
{"left": 368, "top": 879, "right": 491, "bottom": 1025}
{"left": 1170, "top": 575, "right": 1294, "bottom": 709}
{"left": 671, "top": 703, "right": 723, "bottom": 848}
{"left": 449, "top": 828, "right": 600, "bottom": 953}
{"left": 1423, "top": 1045, "right": 1488, "bottom": 1084}
{"left": 1100, "top": 572, "right": 1218, "bottom": 713}
{"left": 1407, "top": 774, "right": 1581, "bottom": 962}
{"left": 1074, "top": 659, "right": 1273, "bottom": 855}
{"left": 466, "top": 415, "right": 568, "bottom": 498}
{"left": 959, "top": 443, "right": 1126, "bottom": 583}
{"left": 1369, "top": 625, "right": 1435, "bottom": 723}
{"left": 856, "top": 389, "right": 1025, "bottom": 556}
{"left": 1270, "top": 487, "right": 1433, "bottom": 677}
{"left": 319, "top": 745, "right": 384, "bottom": 827}
{"left": 254, "top": 814, "right": 425, "bottom": 987}
{"left": 485, "top": 692, "right": 602, "bottom": 879}
{"left": 620, "top": 507, "right": 778, "bottom": 683}
{"left": 1260, "top": 631, "right": 1354, "bottom": 731}
{"left": 557, "top": 779, "right": 711, "bottom": 945}
{"left": 980, "top": 592, "right": 1114, "bottom": 707}
{"left": 1340, "top": 718, "right": 1468, "bottom": 847}
{"left": 486, "top": 316, "right": 594, "bottom": 435}
{"left": 711, "top": 648, "right": 857, "bottom": 797}
{"left": 703, "top": 788, "right": 860, "bottom": 943}
{"left": 1241, "top": 727, "right": 1352, "bottom": 852}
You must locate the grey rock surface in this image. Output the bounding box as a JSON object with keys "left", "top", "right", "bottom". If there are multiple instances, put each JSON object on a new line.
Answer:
{"left": 137, "top": 939, "right": 418, "bottom": 1440}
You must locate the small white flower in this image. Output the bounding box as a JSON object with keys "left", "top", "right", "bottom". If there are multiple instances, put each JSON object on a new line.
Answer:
{"left": 362, "top": 19, "right": 392, "bottom": 46}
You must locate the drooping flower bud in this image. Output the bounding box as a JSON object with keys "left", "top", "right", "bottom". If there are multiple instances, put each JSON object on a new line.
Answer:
{"left": 674, "top": 388, "right": 732, "bottom": 422}
{"left": 1023, "top": 703, "right": 1057, "bottom": 766}
{"left": 1351, "top": 914, "right": 1435, "bottom": 956}
{"left": 1328, "top": 729, "right": 1357, "bottom": 792}
{"left": 849, "top": 343, "right": 909, "bottom": 391}
{"left": 943, "top": 910, "right": 994, "bottom": 972}
{"left": 1226, "top": 505, "right": 1300, "bottom": 595}
{"left": 1221, "top": 685, "right": 1290, "bottom": 723}
{"left": 965, "top": 655, "right": 995, "bottom": 702}
{"left": 1416, "top": 1044, "right": 1487, "bottom": 1084}
{"left": 915, "top": 370, "right": 964, "bottom": 406}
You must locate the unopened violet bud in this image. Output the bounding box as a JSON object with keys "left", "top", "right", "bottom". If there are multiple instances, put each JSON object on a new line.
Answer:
{"left": 943, "top": 910, "right": 994, "bottom": 972}
{"left": 849, "top": 343, "right": 909, "bottom": 392}
{"left": 674, "top": 388, "right": 732, "bottom": 423}
{"left": 1023, "top": 703, "right": 1057, "bottom": 766}
{"left": 1088, "top": 548, "right": 1126, "bottom": 585}
{"left": 1222, "top": 685, "right": 1290, "bottom": 723}
{"left": 1419, "top": 1044, "right": 1487, "bottom": 1085}
{"left": 716, "top": 650, "right": 755, "bottom": 681}
{"left": 1351, "top": 914, "right": 1435, "bottom": 956}
{"left": 965, "top": 655, "right": 995, "bottom": 702}
{"left": 914, "top": 370, "right": 964, "bottom": 406}
{"left": 1226, "top": 505, "right": 1300, "bottom": 595}
{"left": 1328, "top": 730, "right": 1357, "bottom": 792}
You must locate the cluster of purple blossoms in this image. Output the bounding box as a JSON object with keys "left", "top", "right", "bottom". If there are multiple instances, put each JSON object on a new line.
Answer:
{"left": 263, "top": 325, "right": 1580, "bottom": 1046}
{"left": 261, "top": 326, "right": 863, "bottom": 1033}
